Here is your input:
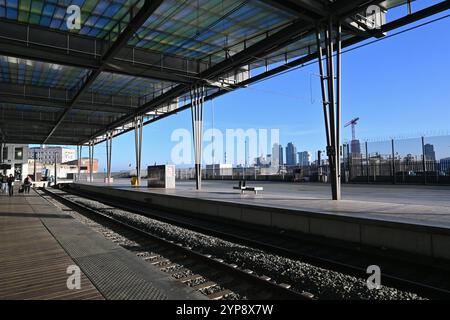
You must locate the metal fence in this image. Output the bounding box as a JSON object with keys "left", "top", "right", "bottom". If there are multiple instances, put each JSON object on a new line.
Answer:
{"left": 342, "top": 135, "right": 450, "bottom": 185}
{"left": 176, "top": 135, "right": 450, "bottom": 185}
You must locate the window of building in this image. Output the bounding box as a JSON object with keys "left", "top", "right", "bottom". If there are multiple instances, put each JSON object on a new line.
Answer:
{"left": 15, "top": 148, "right": 23, "bottom": 160}
{"left": 2, "top": 147, "right": 8, "bottom": 161}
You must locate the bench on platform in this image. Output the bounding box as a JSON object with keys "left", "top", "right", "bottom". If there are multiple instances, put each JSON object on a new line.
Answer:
{"left": 233, "top": 184, "right": 264, "bottom": 195}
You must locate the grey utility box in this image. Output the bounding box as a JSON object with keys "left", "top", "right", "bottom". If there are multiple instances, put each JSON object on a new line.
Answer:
{"left": 147, "top": 165, "right": 176, "bottom": 188}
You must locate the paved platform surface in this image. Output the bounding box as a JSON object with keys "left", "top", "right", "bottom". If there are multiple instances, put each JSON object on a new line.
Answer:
{"left": 82, "top": 180, "right": 450, "bottom": 229}
{"left": 0, "top": 189, "right": 204, "bottom": 300}
{"left": 0, "top": 189, "right": 103, "bottom": 300}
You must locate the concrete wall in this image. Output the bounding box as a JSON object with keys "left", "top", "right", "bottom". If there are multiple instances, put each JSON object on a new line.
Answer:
{"left": 69, "top": 183, "right": 450, "bottom": 261}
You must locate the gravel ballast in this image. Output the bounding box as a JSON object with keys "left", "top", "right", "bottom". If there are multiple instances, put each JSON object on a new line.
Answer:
{"left": 60, "top": 191, "right": 424, "bottom": 300}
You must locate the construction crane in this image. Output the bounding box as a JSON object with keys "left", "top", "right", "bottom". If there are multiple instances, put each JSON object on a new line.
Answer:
{"left": 344, "top": 117, "right": 360, "bottom": 140}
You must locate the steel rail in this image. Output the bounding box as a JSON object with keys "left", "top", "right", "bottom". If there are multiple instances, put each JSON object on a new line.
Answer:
{"left": 41, "top": 187, "right": 313, "bottom": 300}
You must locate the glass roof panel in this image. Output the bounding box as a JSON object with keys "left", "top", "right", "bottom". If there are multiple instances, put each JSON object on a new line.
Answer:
{"left": 0, "top": 0, "right": 142, "bottom": 38}
{"left": 0, "top": 102, "right": 60, "bottom": 114}
{"left": 0, "top": 55, "right": 88, "bottom": 89}
{"left": 0, "top": 0, "right": 412, "bottom": 69}
{"left": 89, "top": 71, "right": 175, "bottom": 97}
{"left": 130, "top": 0, "right": 296, "bottom": 61}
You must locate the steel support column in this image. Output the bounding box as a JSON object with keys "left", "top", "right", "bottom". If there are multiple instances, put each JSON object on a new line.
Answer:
{"left": 77, "top": 145, "right": 82, "bottom": 181}
{"left": 88, "top": 142, "right": 94, "bottom": 183}
{"left": 54, "top": 151, "right": 57, "bottom": 186}
{"left": 134, "top": 116, "right": 144, "bottom": 186}
{"left": 105, "top": 132, "right": 113, "bottom": 183}
{"left": 316, "top": 19, "right": 342, "bottom": 200}
{"left": 190, "top": 85, "right": 205, "bottom": 190}
{"left": 33, "top": 151, "right": 37, "bottom": 182}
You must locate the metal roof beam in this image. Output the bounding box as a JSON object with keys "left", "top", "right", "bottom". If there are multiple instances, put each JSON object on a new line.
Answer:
{"left": 42, "top": 0, "right": 164, "bottom": 144}
{"left": 380, "top": 0, "right": 450, "bottom": 31}
{"left": 0, "top": 20, "right": 199, "bottom": 84}
{"left": 2, "top": 135, "right": 82, "bottom": 145}
{"left": 295, "top": 0, "right": 329, "bottom": 15}
{"left": 1, "top": 130, "right": 93, "bottom": 144}
{"left": 330, "top": 0, "right": 385, "bottom": 17}
{"left": 1, "top": 124, "right": 94, "bottom": 134}
{"left": 0, "top": 82, "right": 136, "bottom": 102}
{"left": 0, "top": 81, "right": 137, "bottom": 114}
{"left": 0, "top": 93, "right": 134, "bottom": 114}
{"left": 0, "top": 117, "right": 105, "bottom": 129}
{"left": 258, "top": 0, "right": 324, "bottom": 21}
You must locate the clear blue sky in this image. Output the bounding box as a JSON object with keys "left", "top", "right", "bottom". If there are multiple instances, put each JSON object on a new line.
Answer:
{"left": 79, "top": 2, "right": 450, "bottom": 172}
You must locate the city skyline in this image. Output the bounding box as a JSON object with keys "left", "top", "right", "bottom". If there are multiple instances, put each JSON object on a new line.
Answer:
{"left": 28, "top": 137, "right": 450, "bottom": 170}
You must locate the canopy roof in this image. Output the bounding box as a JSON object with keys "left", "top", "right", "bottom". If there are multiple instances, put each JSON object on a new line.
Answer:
{"left": 0, "top": 0, "right": 448, "bottom": 145}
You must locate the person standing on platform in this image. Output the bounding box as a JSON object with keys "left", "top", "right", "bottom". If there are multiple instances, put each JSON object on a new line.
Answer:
{"left": 2, "top": 174, "right": 8, "bottom": 194}
{"left": 0, "top": 174, "right": 6, "bottom": 194}
{"left": 7, "top": 174, "right": 14, "bottom": 196}
{"left": 23, "top": 176, "right": 32, "bottom": 194}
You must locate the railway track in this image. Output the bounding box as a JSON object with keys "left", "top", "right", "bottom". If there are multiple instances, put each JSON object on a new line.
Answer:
{"left": 39, "top": 187, "right": 313, "bottom": 300}
{"left": 51, "top": 184, "right": 450, "bottom": 300}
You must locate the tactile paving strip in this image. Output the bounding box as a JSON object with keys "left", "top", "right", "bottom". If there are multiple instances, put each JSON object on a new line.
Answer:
{"left": 36, "top": 194, "right": 205, "bottom": 300}
{"left": 39, "top": 216, "right": 171, "bottom": 300}
{"left": 75, "top": 253, "right": 167, "bottom": 300}
{"left": 44, "top": 221, "right": 168, "bottom": 300}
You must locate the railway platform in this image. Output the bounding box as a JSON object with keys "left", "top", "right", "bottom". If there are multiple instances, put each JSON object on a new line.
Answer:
{"left": 0, "top": 189, "right": 205, "bottom": 300}
{"left": 70, "top": 181, "right": 450, "bottom": 262}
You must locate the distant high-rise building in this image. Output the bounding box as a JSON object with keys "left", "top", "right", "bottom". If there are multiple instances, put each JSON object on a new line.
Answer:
{"left": 297, "top": 151, "right": 311, "bottom": 166}
{"left": 286, "top": 142, "right": 297, "bottom": 166}
{"left": 441, "top": 157, "right": 450, "bottom": 175}
{"left": 279, "top": 145, "right": 283, "bottom": 166}
{"left": 271, "top": 144, "right": 278, "bottom": 166}
{"left": 424, "top": 143, "right": 436, "bottom": 161}
{"left": 271, "top": 143, "right": 283, "bottom": 166}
